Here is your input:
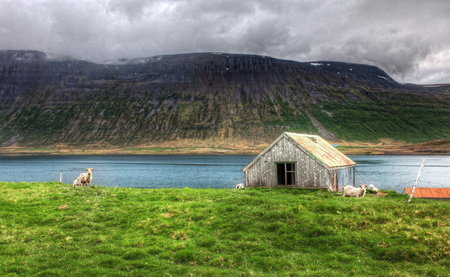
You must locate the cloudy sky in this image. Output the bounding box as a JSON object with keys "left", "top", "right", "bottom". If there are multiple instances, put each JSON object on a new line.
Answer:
{"left": 1, "top": 0, "right": 449, "bottom": 84}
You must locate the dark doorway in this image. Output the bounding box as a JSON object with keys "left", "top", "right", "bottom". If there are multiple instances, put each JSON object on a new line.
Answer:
{"left": 277, "top": 163, "right": 296, "bottom": 185}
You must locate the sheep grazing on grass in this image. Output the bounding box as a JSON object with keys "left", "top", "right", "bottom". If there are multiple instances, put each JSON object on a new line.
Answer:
{"left": 236, "top": 183, "right": 244, "bottom": 189}
{"left": 79, "top": 168, "right": 94, "bottom": 187}
{"left": 368, "top": 184, "right": 379, "bottom": 192}
{"left": 72, "top": 177, "right": 81, "bottom": 188}
{"left": 343, "top": 184, "right": 367, "bottom": 198}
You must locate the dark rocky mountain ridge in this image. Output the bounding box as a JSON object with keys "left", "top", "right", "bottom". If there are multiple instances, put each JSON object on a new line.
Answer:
{"left": 0, "top": 50, "right": 449, "bottom": 148}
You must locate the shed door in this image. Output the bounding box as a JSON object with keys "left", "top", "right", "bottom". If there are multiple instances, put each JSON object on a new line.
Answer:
{"left": 277, "top": 163, "right": 296, "bottom": 185}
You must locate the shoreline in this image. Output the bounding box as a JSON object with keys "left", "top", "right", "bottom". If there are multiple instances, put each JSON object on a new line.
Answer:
{"left": 1, "top": 138, "right": 450, "bottom": 156}
{"left": 1, "top": 145, "right": 450, "bottom": 156}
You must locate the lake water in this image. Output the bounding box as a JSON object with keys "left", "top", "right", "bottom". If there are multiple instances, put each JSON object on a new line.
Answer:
{"left": 350, "top": 155, "right": 450, "bottom": 190}
{"left": 0, "top": 155, "right": 449, "bottom": 190}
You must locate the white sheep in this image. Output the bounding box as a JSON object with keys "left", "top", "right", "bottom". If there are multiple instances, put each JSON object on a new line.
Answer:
{"left": 236, "top": 183, "right": 244, "bottom": 189}
{"left": 343, "top": 184, "right": 367, "bottom": 198}
{"left": 72, "top": 177, "right": 81, "bottom": 188}
{"left": 79, "top": 168, "right": 94, "bottom": 187}
{"left": 368, "top": 184, "right": 379, "bottom": 192}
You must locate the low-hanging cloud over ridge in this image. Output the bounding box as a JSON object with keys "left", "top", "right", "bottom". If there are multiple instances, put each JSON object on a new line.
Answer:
{"left": 1, "top": 0, "right": 449, "bottom": 84}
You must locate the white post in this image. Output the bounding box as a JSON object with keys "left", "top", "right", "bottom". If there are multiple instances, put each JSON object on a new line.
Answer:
{"left": 407, "top": 159, "right": 426, "bottom": 203}
{"left": 60, "top": 173, "right": 62, "bottom": 182}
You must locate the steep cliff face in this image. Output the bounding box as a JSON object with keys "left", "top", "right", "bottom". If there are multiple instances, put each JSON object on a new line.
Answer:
{"left": 1, "top": 50, "right": 450, "bottom": 147}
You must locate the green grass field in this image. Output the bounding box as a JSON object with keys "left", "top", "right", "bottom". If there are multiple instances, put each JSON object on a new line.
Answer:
{"left": 1, "top": 182, "right": 449, "bottom": 276}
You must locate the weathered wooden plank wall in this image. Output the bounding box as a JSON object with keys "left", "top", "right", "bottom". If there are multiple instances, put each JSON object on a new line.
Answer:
{"left": 246, "top": 137, "right": 329, "bottom": 188}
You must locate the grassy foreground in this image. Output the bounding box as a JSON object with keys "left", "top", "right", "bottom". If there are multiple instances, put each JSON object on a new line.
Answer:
{"left": 1, "top": 182, "right": 450, "bottom": 276}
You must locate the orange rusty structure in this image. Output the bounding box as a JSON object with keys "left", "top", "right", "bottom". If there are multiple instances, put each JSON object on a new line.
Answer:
{"left": 406, "top": 187, "right": 450, "bottom": 199}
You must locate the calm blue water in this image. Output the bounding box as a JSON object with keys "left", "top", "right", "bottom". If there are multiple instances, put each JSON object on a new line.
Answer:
{"left": 0, "top": 155, "right": 253, "bottom": 189}
{"left": 350, "top": 155, "right": 450, "bottom": 190}
{"left": 0, "top": 155, "right": 449, "bottom": 189}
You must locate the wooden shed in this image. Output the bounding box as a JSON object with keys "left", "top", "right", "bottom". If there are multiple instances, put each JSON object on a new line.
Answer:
{"left": 243, "top": 132, "right": 356, "bottom": 191}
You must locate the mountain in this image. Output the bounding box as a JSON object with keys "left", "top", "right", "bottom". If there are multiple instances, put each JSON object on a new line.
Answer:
{"left": 0, "top": 50, "right": 449, "bottom": 148}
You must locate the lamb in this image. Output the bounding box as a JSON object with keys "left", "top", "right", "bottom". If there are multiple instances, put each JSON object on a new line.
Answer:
{"left": 236, "top": 183, "right": 244, "bottom": 189}
{"left": 343, "top": 184, "right": 367, "bottom": 198}
{"left": 368, "top": 184, "right": 379, "bottom": 192}
{"left": 79, "top": 168, "right": 94, "bottom": 187}
{"left": 72, "top": 177, "right": 81, "bottom": 188}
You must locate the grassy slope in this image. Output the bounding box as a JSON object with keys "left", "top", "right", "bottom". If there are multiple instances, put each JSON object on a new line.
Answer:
{"left": 307, "top": 88, "right": 450, "bottom": 143}
{"left": 1, "top": 182, "right": 450, "bottom": 276}
{"left": 2, "top": 83, "right": 450, "bottom": 148}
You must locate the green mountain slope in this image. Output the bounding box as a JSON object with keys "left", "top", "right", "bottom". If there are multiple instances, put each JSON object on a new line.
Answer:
{"left": 0, "top": 50, "right": 449, "bottom": 147}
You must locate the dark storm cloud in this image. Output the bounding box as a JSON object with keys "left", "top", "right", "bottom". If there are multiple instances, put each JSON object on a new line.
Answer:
{"left": 0, "top": 0, "right": 449, "bottom": 84}
{"left": 316, "top": 0, "right": 450, "bottom": 83}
